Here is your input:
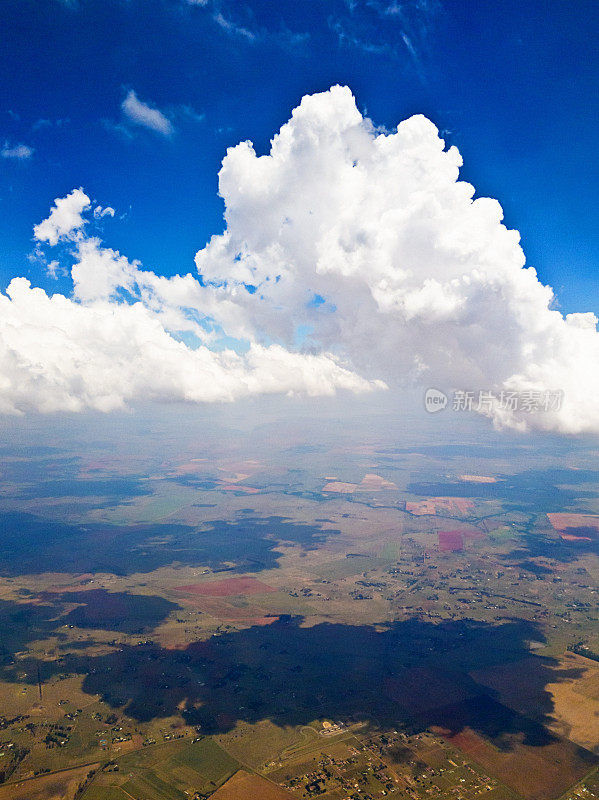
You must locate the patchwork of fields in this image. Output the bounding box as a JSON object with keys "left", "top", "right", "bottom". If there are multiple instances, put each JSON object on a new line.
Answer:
{"left": 1, "top": 433, "right": 599, "bottom": 800}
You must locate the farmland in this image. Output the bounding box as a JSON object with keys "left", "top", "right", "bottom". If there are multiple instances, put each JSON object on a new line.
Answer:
{"left": 1, "top": 412, "right": 599, "bottom": 798}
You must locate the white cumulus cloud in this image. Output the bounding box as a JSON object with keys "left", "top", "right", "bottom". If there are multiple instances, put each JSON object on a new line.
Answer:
{"left": 192, "top": 85, "right": 599, "bottom": 434}
{"left": 0, "top": 177, "right": 378, "bottom": 415}
{"left": 0, "top": 277, "right": 372, "bottom": 415}
{"left": 5, "top": 86, "right": 599, "bottom": 433}
{"left": 33, "top": 188, "right": 91, "bottom": 246}
{"left": 121, "top": 90, "right": 173, "bottom": 136}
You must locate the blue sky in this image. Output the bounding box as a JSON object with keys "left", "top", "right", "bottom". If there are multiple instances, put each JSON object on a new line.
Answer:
{"left": 0, "top": 0, "right": 597, "bottom": 314}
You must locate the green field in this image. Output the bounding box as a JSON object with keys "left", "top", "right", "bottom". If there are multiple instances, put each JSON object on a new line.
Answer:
{"left": 81, "top": 739, "right": 239, "bottom": 800}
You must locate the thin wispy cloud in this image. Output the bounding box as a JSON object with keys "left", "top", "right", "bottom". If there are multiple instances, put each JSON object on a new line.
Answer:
{"left": 213, "top": 11, "right": 257, "bottom": 41}
{"left": 180, "top": 104, "right": 206, "bottom": 124}
{"left": 329, "top": 0, "right": 440, "bottom": 79}
{"left": 121, "top": 90, "right": 174, "bottom": 137}
{"left": 32, "top": 117, "right": 70, "bottom": 131}
{"left": 106, "top": 94, "right": 203, "bottom": 141}
{"left": 212, "top": 12, "right": 310, "bottom": 50}
{"left": 1, "top": 142, "right": 34, "bottom": 160}
{"left": 185, "top": 1, "right": 308, "bottom": 51}
{"left": 329, "top": 17, "right": 393, "bottom": 56}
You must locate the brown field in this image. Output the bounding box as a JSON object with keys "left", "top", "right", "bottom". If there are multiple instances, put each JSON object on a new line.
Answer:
{"left": 547, "top": 667, "right": 599, "bottom": 752}
{"left": 0, "top": 764, "right": 99, "bottom": 800}
{"left": 175, "top": 595, "right": 279, "bottom": 624}
{"left": 359, "top": 473, "right": 397, "bottom": 490}
{"left": 547, "top": 513, "right": 599, "bottom": 530}
{"left": 406, "top": 498, "right": 474, "bottom": 516}
{"left": 174, "top": 577, "right": 276, "bottom": 597}
{"left": 445, "top": 725, "right": 594, "bottom": 800}
{"left": 322, "top": 481, "right": 357, "bottom": 493}
{"left": 43, "top": 577, "right": 96, "bottom": 593}
{"left": 209, "top": 770, "right": 294, "bottom": 799}
{"left": 0, "top": 673, "right": 101, "bottom": 721}
{"left": 171, "top": 459, "right": 209, "bottom": 475}
{"left": 323, "top": 473, "right": 397, "bottom": 494}
{"left": 427, "top": 697, "right": 597, "bottom": 800}
{"left": 438, "top": 528, "right": 484, "bottom": 551}
{"left": 547, "top": 513, "right": 599, "bottom": 540}
{"left": 471, "top": 653, "right": 599, "bottom": 753}
{"left": 220, "top": 484, "right": 260, "bottom": 494}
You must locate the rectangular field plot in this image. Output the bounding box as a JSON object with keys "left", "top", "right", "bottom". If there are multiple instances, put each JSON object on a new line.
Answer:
{"left": 210, "top": 770, "right": 294, "bottom": 799}
{"left": 311, "top": 556, "right": 390, "bottom": 579}
{"left": 81, "top": 739, "right": 239, "bottom": 800}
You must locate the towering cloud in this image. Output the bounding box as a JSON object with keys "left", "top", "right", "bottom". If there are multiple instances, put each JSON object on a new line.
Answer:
{"left": 1, "top": 86, "right": 597, "bottom": 431}
{"left": 195, "top": 86, "right": 599, "bottom": 434}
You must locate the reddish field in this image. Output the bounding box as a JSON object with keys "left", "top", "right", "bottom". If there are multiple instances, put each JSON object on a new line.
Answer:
{"left": 426, "top": 697, "right": 597, "bottom": 800}
{"left": 210, "top": 770, "right": 294, "bottom": 799}
{"left": 438, "top": 531, "right": 464, "bottom": 551}
{"left": 547, "top": 513, "right": 599, "bottom": 540}
{"left": 174, "top": 576, "right": 276, "bottom": 597}
{"left": 445, "top": 726, "right": 595, "bottom": 800}
{"left": 438, "top": 529, "right": 484, "bottom": 551}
